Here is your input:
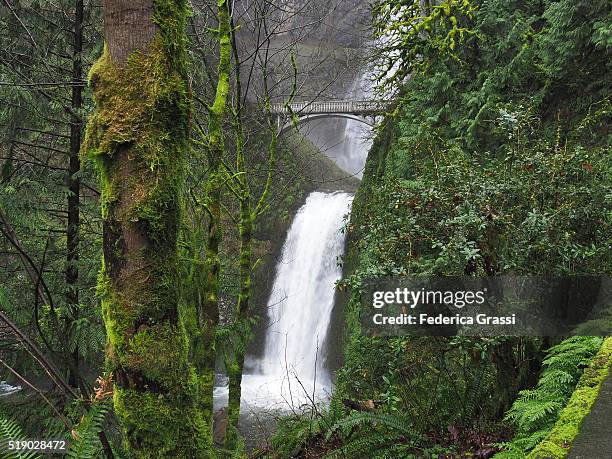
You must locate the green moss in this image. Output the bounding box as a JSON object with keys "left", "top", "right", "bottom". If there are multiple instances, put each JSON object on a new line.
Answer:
{"left": 528, "top": 337, "right": 612, "bottom": 459}
{"left": 98, "top": 266, "right": 137, "bottom": 354}
{"left": 84, "top": 42, "right": 188, "bottom": 240}
{"left": 114, "top": 378, "right": 212, "bottom": 459}
{"left": 83, "top": 0, "right": 214, "bottom": 456}
{"left": 124, "top": 323, "right": 189, "bottom": 386}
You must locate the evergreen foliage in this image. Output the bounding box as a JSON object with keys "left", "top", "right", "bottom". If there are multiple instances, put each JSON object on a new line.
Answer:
{"left": 0, "top": 0, "right": 104, "bottom": 388}
{"left": 324, "top": 0, "right": 611, "bottom": 455}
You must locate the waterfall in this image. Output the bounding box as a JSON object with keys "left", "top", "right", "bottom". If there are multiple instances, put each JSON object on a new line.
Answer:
{"left": 301, "top": 70, "right": 374, "bottom": 179}
{"left": 258, "top": 192, "right": 353, "bottom": 382}
{"left": 213, "top": 68, "right": 375, "bottom": 415}
{"left": 220, "top": 191, "right": 353, "bottom": 413}
{"left": 340, "top": 72, "right": 374, "bottom": 178}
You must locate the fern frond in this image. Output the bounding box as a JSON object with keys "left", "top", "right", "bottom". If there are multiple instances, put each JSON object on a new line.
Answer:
{"left": 495, "top": 336, "right": 603, "bottom": 458}
{"left": 0, "top": 416, "right": 40, "bottom": 459}
{"left": 325, "top": 431, "right": 407, "bottom": 459}
{"left": 515, "top": 399, "right": 563, "bottom": 430}
{"left": 464, "top": 362, "right": 492, "bottom": 420}
{"left": 325, "top": 411, "right": 424, "bottom": 459}
{"left": 66, "top": 400, "right": 111, "bottom": 459}
{"left": 326, "top": 411, "right": 417, "bottom": 440}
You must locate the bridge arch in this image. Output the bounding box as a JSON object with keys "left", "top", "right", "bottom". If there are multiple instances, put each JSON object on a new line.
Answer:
{"left": 269, "top": 99, "right": 392, "bottom": 136}
{"left": 277, "top": 113, "right": 375, "bottom": 136}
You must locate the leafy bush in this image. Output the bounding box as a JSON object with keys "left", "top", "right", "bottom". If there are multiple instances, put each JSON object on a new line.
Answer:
{"left": 332, "top": 1, "right": 610, "bottom": 455}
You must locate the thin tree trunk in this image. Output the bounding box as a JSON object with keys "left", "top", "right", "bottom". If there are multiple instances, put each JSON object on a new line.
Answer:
{"left": 84, "top": 0, "right": 211, "bottom": 455}
{"left": 225, "top": 28, "right": 250, "bottom": 440}
{"left": 225, "top": 193, "right": 252, "bottom": 449}
{"left": 224, "top": 37, "right": 297, "bottom": 449}
{"left": 192, "top": 0, "right": 231, "bottom": 431}
{"left": 202, "top": 0, "right": 232, "bottom": 343}
{"left": 66, "top": 0, "right": 83, "bottom": 392}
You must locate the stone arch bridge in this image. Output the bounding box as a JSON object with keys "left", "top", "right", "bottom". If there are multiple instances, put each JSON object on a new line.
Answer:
{"left": 269, "top": 100, "right": 392, "bottom": 135}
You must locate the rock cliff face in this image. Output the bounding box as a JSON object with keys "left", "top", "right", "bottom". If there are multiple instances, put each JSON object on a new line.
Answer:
{"left": 235, "top": 0, "right": 372, "bottom": 99}
{"left": 279, "top": 0, "right": 371, "bottom": 48}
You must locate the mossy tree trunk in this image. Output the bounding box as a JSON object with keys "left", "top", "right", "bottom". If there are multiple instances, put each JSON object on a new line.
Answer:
{"left": 84, "top": 0, "right": 212, "bottom": 456}
{"left": 187, "top": 0, "right": 232, "bottom": 433}
{"left": 223, "top": 112, "right": 252, "bottom": 449}
{"left": 203, "top": 0, "right": 232, "bottom": 324}
{"left": 224, "top": 117, "right": 274, "bottom": 451}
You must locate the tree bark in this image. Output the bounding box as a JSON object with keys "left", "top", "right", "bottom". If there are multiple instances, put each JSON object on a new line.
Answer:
{"left": 66, "top": 0, "right": 83, "bottom": 392}
{"left": 102, "top": 0, "right": 158, "bottom": 65}
{"left": 193, "top": 0, "right": 231, "bottom": 438}
{"left": 85, "top": 0, "right": 212, "bottom": 456}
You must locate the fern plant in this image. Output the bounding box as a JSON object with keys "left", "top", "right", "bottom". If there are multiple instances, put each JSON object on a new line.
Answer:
{"left": 66, "top": 400, "right": 112, "bottom": 459}
{"left": 325, "top": 411, "right": 424, "bottom": 459}
{"left": 463, "top": 360, "right": 494, "bottom": 422}
{"left": 270, "top": 412, "right": 332, "bottom": 458}
{"left": 0, "top": 415, "right": 40, "bottom": 459}
{"left": 494, "top": 336, "right": 603, "bottom": 458}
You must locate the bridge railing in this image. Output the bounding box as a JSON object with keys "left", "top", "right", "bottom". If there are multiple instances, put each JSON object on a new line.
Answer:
{"left": 269, "top": 100, "right": 391, "bottom": 116}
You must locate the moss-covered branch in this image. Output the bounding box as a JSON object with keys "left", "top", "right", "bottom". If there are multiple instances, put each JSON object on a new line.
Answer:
{"left": 199, "top": 0, "right": 232, "bottom": 354}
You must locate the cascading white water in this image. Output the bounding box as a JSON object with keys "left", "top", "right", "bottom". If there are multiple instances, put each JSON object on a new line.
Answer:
{"left": 257, "top": 192, "right": 354, "bottom": 384}
{"left": 340, "top": 71, "right": 374, "bottom": 178}
{"left": 217, "top": 191, "right": 354, "bottom": 413}
{"left": 213, "top": 70, "right": 374, "bottom": 415}
{"left": 0, "top": 380, "right": 21, "bottom": 397}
